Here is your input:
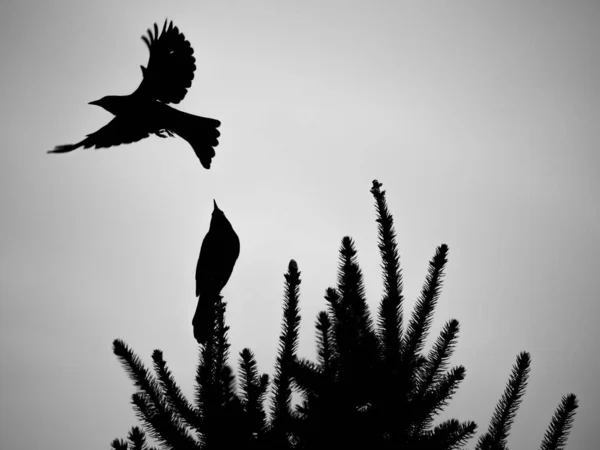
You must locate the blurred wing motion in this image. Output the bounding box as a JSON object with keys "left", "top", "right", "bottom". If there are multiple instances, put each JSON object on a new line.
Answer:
{"left": 193, "top": 201, "right": 240, "bottom": 344}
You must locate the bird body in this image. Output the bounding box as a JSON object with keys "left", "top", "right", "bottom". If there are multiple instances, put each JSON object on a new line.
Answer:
{"left": 49, "top": 20, "right": 221, "bottom": 169}
{"left": 193, "top": 201, "right": 240, "bottom": 344}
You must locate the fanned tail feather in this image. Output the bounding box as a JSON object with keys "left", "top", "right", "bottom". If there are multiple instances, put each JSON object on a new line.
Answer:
{"left": 167, "top": 108, "right": 221, "bottom": 169}
{"left": 186, "top": 116, "right": 220, "bottom": 169}
{"left": 190, "top": 134, "right": 217, "bottom": 169}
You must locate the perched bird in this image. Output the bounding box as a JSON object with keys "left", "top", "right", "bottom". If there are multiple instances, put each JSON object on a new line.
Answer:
{"left": 193, "top": 200, "right": 240, "bottom": 344}
{"left": 49, "top": 20, "right": 221, "bottom": 169}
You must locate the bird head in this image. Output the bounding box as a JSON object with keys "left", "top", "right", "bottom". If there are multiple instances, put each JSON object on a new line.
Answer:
{"left": 212, "top": 200, "right": 225, "bottom": 218}
{"left": 88, "top": 95, "right": 122, "bottom": 115}
{"left": 212, "top": 200, "right": 234, "bottom": 231}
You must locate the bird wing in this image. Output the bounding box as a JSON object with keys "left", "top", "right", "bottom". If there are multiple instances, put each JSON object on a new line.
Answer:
{"left": 195, "top": 230, "right": 240, "bottom": 297}
{"left": 135, "top": 20, "right": 196, "bottom": 104}
{"left": 48, "top": 116, "right": 152, "bottom": 153}
{"left": 195, "top": 232, "right": 214, "bottom": 297}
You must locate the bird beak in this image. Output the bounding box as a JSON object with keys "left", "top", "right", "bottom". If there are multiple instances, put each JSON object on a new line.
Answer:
{"left": 213, "top": 200, "right": 219, "bottom": 210}
{"left": 88, "top": 100, "right": 100, "bottom": 106}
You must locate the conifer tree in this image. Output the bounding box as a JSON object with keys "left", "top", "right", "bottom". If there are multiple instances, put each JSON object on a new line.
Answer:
{"left": 291, "top": 181, "right": 476, "bottom": 449}
{"left": 111, "top": 180, "right": 579, "bottom": 450}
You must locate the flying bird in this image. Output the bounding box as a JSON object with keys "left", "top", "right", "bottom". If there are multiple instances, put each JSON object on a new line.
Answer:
{"left": 193, "top": 200, "right": 240, "bottom": 344}
{"left": 49, "top": 20, "right": 221, "bottom": 169}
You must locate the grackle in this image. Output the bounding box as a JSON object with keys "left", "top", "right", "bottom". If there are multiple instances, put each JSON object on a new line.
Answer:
{"left": 193, "top": 200, "right": 240, "bottom": 344}
{"left": 49, "top": 20, "right": 221, "bottom": 169}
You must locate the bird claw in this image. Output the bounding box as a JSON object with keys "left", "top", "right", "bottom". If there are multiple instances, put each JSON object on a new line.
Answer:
{"left": 156, "top": 129, "right": 174, "bottom": 138}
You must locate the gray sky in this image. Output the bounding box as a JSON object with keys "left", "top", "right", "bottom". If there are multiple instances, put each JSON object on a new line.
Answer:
{"left": 1, "top": 1, "right": 598, "bottom": 449}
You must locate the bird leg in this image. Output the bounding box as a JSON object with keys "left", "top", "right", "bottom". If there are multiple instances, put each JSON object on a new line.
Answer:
{"left": 156, "top": 129, "right": 175, "bottom": 138}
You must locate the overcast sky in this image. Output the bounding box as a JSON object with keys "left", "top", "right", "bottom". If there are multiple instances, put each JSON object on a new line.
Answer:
{"left": 1, "top": 1, "right": 598, "bottom": 449}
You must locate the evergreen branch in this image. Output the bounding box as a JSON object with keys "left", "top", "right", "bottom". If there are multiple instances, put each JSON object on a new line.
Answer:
{"left": 113, "top": 339, "right": 165, "bottom": 410}
{"left": 374, "top": 352, "right": 429, "bottom": 443}
{"left": 371, "top": 180, "right": 404, "bottom": 370}
{"left": 193, "top": 297, "right": 236, "bottom": 446}
{"left": 425, "top": 419, "right": 478, "bottom": 450}
{"left": 202, "top": 297, "right": 245, "bottom": 446}
{"left": 259, "top": 374, "right": 270, "bottom": 403}
{"left": 271, "top": 260, "right": 302, "bottom": 433}
{"left": 114, "top": 338, "right": 188, "bottom": 445}
{"left": 290, "top": 358, "right": 323, "bottom": 398}
{"left": 194, "top": 344, "right": 210, "bottom": 413}
{"left": 325, "top": 287, "right": 343, "bottom": 367}
{"left": 413, "top": 365, "right": 466, "bottom": 434}
{"left": 220, "top": 363, "right": 238, "bottom": 404}
{"left": 128, "top": 393, "right": 164, "bottom": 447}
{"left": 239, "top": 348, "right": 260, "bottom": 405}
{"left": 110, "top": 438, "right": 129, "bottom": 450}
{"left": 110, "top": 423, "right": 160, "bottom": 449}
{"left": 475, "top": 433, "right": 502, "bottom": 450}
{"left": 315, "top": 311, "right": 332, "bottom": 371}
{"left": 239, "top": 348, "right": 268, "bottom": 432}
{"left": 219, "top": 365, "right": 246, "bottom": 432}
{"left": 430, "top": 365, "right": 466, "bottom": 412}
{"left": 127, "top": 426, "right": 157, "bottom": 450}
{"left": 213, "top": 297, "right": 230, "bottom": 386}
{"left": 198, "top": 348, "right": 245, "bottom": 448}
{"left": 402, "top": 244, "right": 449, "bottom": 365}
{"left": 195, "top": 333, "right": 217, "bottom": 442}
{"left": 337, "top": 237, "right": 375, "bottom": 338}
{"left": 325, "top": 286, "right": 341, "bottom": 311}
{"left": 476, "top": 351, "right": 531, "bottom": 450}
{"left": 539, "top": 394, "right": 579, "bottom": 450}
{"left": 417, "top": 319, "right": 460, "bottom": 397}
{"left": 446, "top": 419, "right": 478, "bottom": 450}
{"left": 131, "top": 392, "right": 200, "bottom": 450}
{"left": 152, "top": 350, "right": 202, "bottom": 432}
{"left": 194, "top": 294, "right": 230, "bottom": 421}
{"left": 333, "top": 237, "right": 380, "bottom": 410}
{"left": 127, "top": 427, "right": 145, "bottom": 450}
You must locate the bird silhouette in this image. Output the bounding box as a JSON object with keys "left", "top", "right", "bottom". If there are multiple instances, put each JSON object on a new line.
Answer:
{"left": 48, "top": 20, "right": 221, "bottom": 169}
{"left": 193, "top": 200, "right": 240, "bottom": 344}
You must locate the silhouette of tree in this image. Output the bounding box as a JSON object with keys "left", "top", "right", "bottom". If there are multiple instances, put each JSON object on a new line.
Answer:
{"left": 475, "top": 352, "right": 531, "bottom": 450}
{"left": 111, "top": 180, "right": 579, "bottom": 450}
{"left": 111, "top": 426, "right": 158, "bottom": 450}
{"left": 290, "top": 181, "right": 475, "bottom": 449}
{"left": 112, "top": 295, "right": 269, "bottom": 449}
{"left": 266, "top": 260, "right": 302, "bottom": 449}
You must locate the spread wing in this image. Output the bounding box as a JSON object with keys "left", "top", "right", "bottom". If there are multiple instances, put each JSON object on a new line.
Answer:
{"left": 48, "top": 117, "right": 152, "bottom": 153}
{"left": 134, "top": 20, "right": 196, "bottom": 104}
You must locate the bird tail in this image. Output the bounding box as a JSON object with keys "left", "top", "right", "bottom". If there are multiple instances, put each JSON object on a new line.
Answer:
{"left": 168, "top": 108, "right": 221, "bottom": 169}
{"left": 48, "top": 141, "right": 84, "bottom": 154}
{"left": 192, "top": 290, "right": 220, "bottom": 345}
